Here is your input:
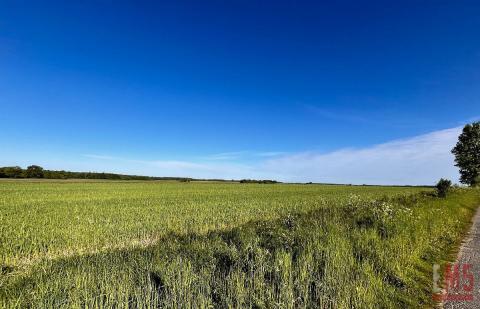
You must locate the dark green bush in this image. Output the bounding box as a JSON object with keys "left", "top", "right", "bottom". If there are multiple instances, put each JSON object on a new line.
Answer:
{"left": 436, "top": 178, "right": 452, "bottom": 198}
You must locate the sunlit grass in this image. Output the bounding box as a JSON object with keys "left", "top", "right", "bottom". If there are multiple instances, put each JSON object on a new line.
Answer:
{"left": 0, "top": 180, "right": 478, "bottom": 308}
{"left": 0, "top": 181, "right": 424, "bottom": 267}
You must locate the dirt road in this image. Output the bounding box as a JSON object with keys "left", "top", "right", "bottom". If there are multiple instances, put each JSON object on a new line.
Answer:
{"left": 443, "top": 207, "right": 480, "bottom": 308}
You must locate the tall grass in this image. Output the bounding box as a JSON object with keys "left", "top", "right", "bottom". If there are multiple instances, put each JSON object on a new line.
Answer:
{"left": 0, "top": 181, "right": 478, "bottom": 308}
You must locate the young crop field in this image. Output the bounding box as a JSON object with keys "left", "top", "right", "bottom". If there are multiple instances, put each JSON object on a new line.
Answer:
{"left": 1, "top": 180, "right": 479, "bottom": 308}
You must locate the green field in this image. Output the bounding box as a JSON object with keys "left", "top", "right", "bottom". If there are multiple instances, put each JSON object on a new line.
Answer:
{"left": 1, "top": 181, "right": 479, "bottom": 308}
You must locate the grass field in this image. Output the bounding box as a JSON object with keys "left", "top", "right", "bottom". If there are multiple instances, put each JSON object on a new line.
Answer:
{"left": 1, "top": 180, "right": 479, "bottom": 308}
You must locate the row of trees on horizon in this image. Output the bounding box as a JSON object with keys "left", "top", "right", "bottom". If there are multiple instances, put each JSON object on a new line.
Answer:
{"left": 0, "top": 165, "right": 193, "bottom": 181}
{"left": 0, "top": 166, "right": 279, "bottom": 183}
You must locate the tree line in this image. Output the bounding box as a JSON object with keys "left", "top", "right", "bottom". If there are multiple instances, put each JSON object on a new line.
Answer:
{"left": 239, "top": 179, "right": 279, "bottom": 184}
{"left": 0, "top": 165, "right": 194, "bottom": 181}
{"left": 0, "top": 165, "right": 280, "bottom": 183}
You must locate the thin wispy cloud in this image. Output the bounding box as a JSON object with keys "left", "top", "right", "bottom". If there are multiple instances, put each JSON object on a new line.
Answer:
{"left": 150, "top": 160, "right": 206, "bottom": 169}
{"left": 261, "top": 127, "right": 462, "bottom": 185}
{"left": 203, "top": 151, "right": 250, "bottom": 161}
{"left": 81, "top": 153, "right": 263, "bottom": 179}
{"left": 81, "top": 126, "right": 462, "bottom": 185}
{"left": 256, "top": 152, "right": 287, "bottom": 157}
{"left": 83, "top": 154, "right": 118, "bottom": 160}
{"left": 305, "top": 105, "right": 438, "bottom": 129}
{"left": 203, "top": 151, "right": 286, "bottom": 161}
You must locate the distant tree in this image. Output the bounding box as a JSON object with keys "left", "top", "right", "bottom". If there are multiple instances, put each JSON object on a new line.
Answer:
{"left": 240, "top": 179, "right": 278, "bottom": 184}
{"left": 452, "top": 122, "right": 480, "bottom": 186}
{"left": 436, "top": 178, "right": 452, "bottom": 198}
{"left": 25, "top": 165, "right": 44, "bottom": 178}
{"left": 0, "top": 166, "right": 23, "bottom": 178}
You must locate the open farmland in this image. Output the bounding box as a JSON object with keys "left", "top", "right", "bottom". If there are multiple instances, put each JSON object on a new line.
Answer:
{"left": 1, "top": 180, "right": 479, "bottom": 308}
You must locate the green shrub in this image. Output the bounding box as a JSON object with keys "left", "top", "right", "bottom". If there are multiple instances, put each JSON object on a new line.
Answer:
{"left": 436, "top": 178, "right": 452, "bottom": 198}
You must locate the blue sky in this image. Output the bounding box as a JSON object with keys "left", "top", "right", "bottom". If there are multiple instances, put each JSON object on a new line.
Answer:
{"left": 1, "top": 1, "right": 479, "bottom": 184}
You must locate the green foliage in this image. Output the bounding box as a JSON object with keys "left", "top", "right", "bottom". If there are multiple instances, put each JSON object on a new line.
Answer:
{"left": 474, "top": 175, "right": 480, "bottom": 187}
{"left": 24, "top": 165, "right": 44, "bottom": 178}
{"left": 0, "top": 181, "right": 478, "bottom": 308}
{"left": 435, "top": 178, "right": 452, "bottom": 198}
{"left": 0, "top": 166, "right": 23, "bottom": 178}
{"left": 0, "top": 165, "right": 196, "bottom": 181}
{"left": 239, "top": 179, "right": 279, "bottom": 184}
{"left": 452, "top": 122, "right": 480, "bottom": 186}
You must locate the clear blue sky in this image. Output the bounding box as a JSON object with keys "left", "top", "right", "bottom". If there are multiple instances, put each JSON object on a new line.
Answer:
{"left": 1, "top": 1, "right": 479, "bottom": 184}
